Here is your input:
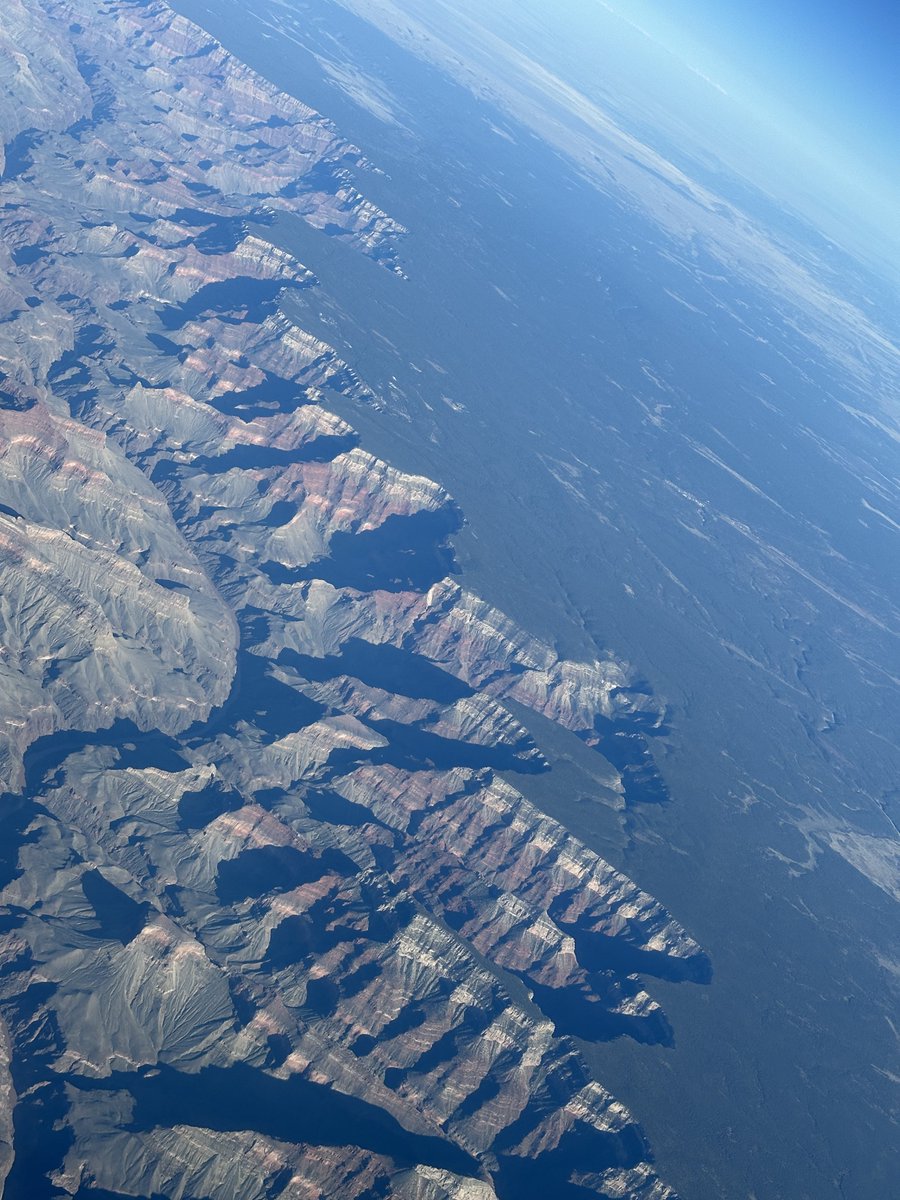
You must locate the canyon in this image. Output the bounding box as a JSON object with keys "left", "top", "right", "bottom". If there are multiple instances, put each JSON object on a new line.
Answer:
{"left": 0, "top": 3, "right": 708, "bottom": 1197}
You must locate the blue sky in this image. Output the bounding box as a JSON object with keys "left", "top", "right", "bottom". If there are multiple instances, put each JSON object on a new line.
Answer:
{"left": 602, "top": 0, "right": 899, "bottom": 263}
{"left": 609, "top": 0, "right": 898, "bottom": 153}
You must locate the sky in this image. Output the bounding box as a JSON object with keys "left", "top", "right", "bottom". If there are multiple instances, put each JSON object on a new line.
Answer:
{"left": 601, "top": 0, "right": 899, "bottom": 265}
{"left": 608, "top": 0, "right": 898, "bottom": 157}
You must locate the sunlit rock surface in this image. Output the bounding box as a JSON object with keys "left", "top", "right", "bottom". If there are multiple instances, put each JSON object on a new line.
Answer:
{"left": 0, "top": 2, "right": 704, "bottom": 1197}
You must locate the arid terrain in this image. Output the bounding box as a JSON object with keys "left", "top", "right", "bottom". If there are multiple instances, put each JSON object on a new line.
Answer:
{"left": 0, "top": 4, "right": 712, "bottom": 1197}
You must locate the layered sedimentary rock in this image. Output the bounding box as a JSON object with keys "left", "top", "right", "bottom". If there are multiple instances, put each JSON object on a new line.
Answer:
{"left": 0, "top": 403, "right": 235, "bottom": 789}
{"left": 0, "top": 2, "right": 706, "bottom": 1197}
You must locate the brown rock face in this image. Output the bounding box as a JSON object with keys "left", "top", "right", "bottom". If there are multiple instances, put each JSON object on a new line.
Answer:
{"left": 0, "top": 2, "right": 705, "bottom": 1198}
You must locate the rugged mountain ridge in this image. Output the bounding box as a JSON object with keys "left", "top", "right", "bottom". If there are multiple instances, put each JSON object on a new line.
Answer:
{"left": 0, "top": 3, "right": 705, "bottom": 1197}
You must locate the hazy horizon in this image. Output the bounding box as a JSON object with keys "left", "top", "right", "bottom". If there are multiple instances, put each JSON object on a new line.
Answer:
{"left": 596, "top": 0, "right": 900, "bottom": 277}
